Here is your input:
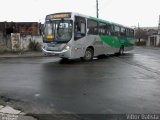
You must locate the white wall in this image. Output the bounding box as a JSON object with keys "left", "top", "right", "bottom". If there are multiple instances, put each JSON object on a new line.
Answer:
{"left": 11, "top": 33, "right": 43, "bottom": 51}
{"left": 147, "top": 35, "right": 160, "bottom": 46}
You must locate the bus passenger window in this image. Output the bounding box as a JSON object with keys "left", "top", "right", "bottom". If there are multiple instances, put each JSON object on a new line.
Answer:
{"left": 129, "top": 30, "right": 134, "bottom": 37}
{"left": 126, "top": 29, "right": 130, "bottom": 36}
{"left": 74, "top": 16, "right": 86, "bottom": 40}
{"left": 80, "top": 23, "right": 85, "bottom": 34}
{"left": 120, "top": 27, "right": 126, "bottom": 36}
{"left": 87, "top": 19, "right": 98, "bottom": 35}
{"left": 106, "top": 24, "right": 112, "bottom": 35}
{"left": 114, "top": 26, "right": 120, "bottom": 36}
{"left": 99, "top": 22, "right": 106, "bottom": 35}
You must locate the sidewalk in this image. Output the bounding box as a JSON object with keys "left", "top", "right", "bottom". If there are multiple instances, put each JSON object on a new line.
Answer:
{"left": 135, "top": 46, "right": 160, "bottom": 50}
{"left": 0, "top": 51, "right": 44, "bottom": 58}
{"left": 0, "top": 105, "right": 37, "bottom": 120}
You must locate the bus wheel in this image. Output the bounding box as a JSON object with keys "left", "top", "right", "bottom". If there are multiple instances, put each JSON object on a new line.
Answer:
{"left": 82, "top": 47, "right": 94, "bottom": 61}
{"left": 119, "top": 46, "right": 124, "bottom": 55}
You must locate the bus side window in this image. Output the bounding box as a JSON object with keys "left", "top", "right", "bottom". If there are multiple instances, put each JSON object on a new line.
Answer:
{"left": 120, "top": 27, "right": 126, "bottom": 36}
{"left": 99, "top": 22, "right": 106, "bottom": 35}
{"left": 126, "top": 29, "right": 129, "bottom": 36}
{"left": 114, "top": 26, "right": 120, "bottom": 36}
{"left": 108, "top": 25, "right": 115, "bottom": 36}
{"left": 129, "top": 29, "right": 134, "bottom": 37}
{"left": 74, "top": 16, "right": 86, "bottom": 40}
{"left": 87, "top": 19, "right": 98, "bottom": 35}
{"left": 106, "top": 24, "right": 112, "bottom": 35}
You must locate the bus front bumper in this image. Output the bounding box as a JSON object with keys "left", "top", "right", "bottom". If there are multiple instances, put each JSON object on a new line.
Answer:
{"left": 42, "top": 47, "right": 68, "bottom": 54}
{"left": 42, "top": 47, "right": 71, "bottom": 58}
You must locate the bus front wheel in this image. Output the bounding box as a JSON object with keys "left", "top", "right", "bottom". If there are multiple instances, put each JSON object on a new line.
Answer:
{"left": 81, "top": 47, "right": 94, "bottom": 61}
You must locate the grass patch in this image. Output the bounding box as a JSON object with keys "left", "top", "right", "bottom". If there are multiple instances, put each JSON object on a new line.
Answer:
{"left": 13, "top": 106, "right": 24, "bottom": 112}
{"left": 0, "top": 96, "right": 11, "bottom": 106}
{"left": 0, "top": 99, "right": 6, "bottom": 106}
{"left": 0, "top": 46, "right": 11, "bottom": 54}
{"left": 0, "top": 95, "right": 24, "bottom": 112}
{"left": 0, "top": 96, "right": 10, "bottom": 102}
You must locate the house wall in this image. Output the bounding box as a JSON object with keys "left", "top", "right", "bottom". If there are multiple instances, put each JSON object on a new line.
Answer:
{"left": 11, "top": 33, "right": 43, "bottom": 51}
{"left": 21, "top": 35, "right": 32, "bottom": 50}
{"left": 0, "top": 22, "right": 42, "bottom": 50}
{"left": 11, "top": 33, "right": 21, "bottom": 50}
{"left": 0, "top": 31, "right": 3, "bottom": 44}
{"left": 32, "top": 35, "right": 43, "bottom": 44}
{"left": 147, "top": 35, "right": 160, "bottom": 46}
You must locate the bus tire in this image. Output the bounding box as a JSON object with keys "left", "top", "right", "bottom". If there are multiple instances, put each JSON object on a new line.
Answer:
{"left": 82, "top": 47, "right": 94, "bottom": 61}
{"left": 119, "top": 46, "right": 124, "bottom": 55}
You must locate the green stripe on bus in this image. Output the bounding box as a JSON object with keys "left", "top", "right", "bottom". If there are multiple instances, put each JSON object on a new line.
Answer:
{"left": 100, "top": 35, "right": 135, "bottom": 48}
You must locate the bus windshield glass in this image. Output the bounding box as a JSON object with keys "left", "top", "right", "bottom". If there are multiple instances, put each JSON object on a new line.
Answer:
{"left": 44, "top": 20, "right": 73, "bottom": 43}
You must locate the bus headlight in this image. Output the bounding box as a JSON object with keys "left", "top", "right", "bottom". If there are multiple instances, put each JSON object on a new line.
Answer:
{"left": 64, "top": 45, "right": 70, "bottom": 50}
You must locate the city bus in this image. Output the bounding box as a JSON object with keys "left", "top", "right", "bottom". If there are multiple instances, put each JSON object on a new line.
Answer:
{"left": 42, "top": 12, "right": 135, "bottom": 61}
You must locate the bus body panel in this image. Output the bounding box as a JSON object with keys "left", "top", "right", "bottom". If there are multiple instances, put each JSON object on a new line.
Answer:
{"left": 42, "top": 12, "right": 135, "bottom": 60}
{"left": 42, "top": 34, "right": 134, "bottom": 59}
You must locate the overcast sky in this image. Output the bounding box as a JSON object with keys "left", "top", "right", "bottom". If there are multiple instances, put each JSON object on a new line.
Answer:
{"left": 0, "top": 0, "right": 160, "bottom": 27}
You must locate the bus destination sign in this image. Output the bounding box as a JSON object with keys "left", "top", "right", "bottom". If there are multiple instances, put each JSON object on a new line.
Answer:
{"left": 46, "top": 13, "right": 71, "bottom": 19}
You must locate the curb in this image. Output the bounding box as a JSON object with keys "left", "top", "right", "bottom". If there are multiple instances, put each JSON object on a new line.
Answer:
{"left": 0, "top": 53, "right": 45, "bottom": 59}
{"left": 0, "top": 52, "right": 57, "bottom": 59}
{"left": 0, "top": 55, "right": 45, "bottom": 59}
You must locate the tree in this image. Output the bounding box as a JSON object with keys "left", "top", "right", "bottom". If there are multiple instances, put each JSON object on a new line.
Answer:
{"left": 135, "top": 28, "right": 148, "bottom": 43}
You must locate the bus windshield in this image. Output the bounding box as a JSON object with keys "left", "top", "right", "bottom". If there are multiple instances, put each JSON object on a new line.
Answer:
{"left": 44, "top": 20, "right": 73, "bottom": 43}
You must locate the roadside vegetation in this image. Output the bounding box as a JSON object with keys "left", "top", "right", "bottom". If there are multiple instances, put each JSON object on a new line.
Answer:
{"left": 0, "top": 45, "right": 25, "bottom": 54}
{"left": 135, "top": 28, "right": 148, "bottom": 46}
{"left": 28, "top": 40, "right": 41, "bottom": 51}
{"left": 135, "top": 41, "right": 146, "bottom": 46}
{"left": 0, "top": 45, "right": 10, "bottom": 54}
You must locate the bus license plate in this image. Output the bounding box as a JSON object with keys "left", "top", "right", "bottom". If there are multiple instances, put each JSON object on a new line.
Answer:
{"left": 47, "top": 43, "right": 55, "bottom": 47}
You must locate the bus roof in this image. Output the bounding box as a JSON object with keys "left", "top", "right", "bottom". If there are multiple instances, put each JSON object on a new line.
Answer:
{"left": 72, "top": 12, "right": 133, "bottom": 30}
{"left": 89, "top": 16, "right": 133, "bottom": 29}
{"left": 46, "top": 12, "right": 133, "bottom": 30}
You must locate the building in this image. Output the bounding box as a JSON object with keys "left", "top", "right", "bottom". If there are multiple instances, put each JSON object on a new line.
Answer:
{"left": 0, "top": 22, "right": 42, "bottom": 46}
{"left": 146, "top": 15, "right": 160, "bottom": 46}
{"left": 0, "top": 22, "right": 41, "bottom": 36}
{"left": 0, "top": 22, "right": 43, "bottom": 50}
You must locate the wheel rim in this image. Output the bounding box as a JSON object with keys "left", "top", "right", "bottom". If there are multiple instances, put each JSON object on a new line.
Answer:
{"left": 86, "top": 51, "right": 91, "bottom": 59}
{"left": 84, "top": 49, "right": 93, "bottom": 60}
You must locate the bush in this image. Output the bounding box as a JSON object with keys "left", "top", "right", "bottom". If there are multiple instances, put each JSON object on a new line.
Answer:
{"left": 0, "top": 45, "right": 10, "bottom": 54}
{"left": 135, "top": 41, "right": 146, "bottom": 46}
{"left": 28, "top": 40, "right": 41, "bottom": 51}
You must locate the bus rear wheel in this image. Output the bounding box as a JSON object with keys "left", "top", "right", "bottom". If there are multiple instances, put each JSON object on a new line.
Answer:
{"left": 119, "top": 46, "right": 124, "bottom": 55}
{"left": 81, "top": 47, "right": 94, "bottom": 61}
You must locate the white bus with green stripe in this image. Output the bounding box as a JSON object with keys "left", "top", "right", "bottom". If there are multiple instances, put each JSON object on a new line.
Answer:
{"left": 42, "top": 12, "right": 135, "bottom": 61}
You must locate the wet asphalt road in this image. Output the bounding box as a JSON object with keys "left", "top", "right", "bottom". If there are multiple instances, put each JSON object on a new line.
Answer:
{"left": 0, "top": 47, "right": 160, "bottom": 114}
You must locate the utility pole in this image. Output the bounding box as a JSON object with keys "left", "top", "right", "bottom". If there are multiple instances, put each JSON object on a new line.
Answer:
{"left": 158, "top": 15, "right": 160, "bottom": 45}
{"left": 138, "top": 22, "right": 140, "bottom": 29}
{"left": 96, "top": 0, "right": 99, "bottom": 18}
{"left": 158, "top": 15, "right": 160, "bottom": 35}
